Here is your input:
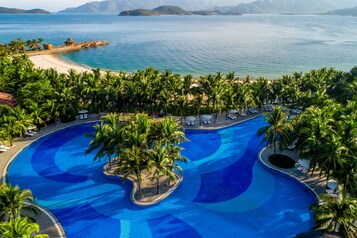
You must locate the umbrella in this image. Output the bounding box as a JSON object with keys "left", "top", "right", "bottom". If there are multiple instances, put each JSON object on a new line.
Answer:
{"left": 230, "top": 109, "right": 238, "bottom": 113}
{"left": 186, "top": 116, "right": 196, "bottom": 121}
{"left": 78, "top": 110, "right": 88, "bottom": 114}
{"left": 201, "top": 114, "right": 212, "bottom": 119}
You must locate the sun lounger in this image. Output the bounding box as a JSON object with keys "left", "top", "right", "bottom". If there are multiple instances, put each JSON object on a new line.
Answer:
{"left": 296, "top": 165, "right": 304, "bottom": 171}
{"left": 0, "top": 148, "right": 7, "bottom": 152}
{"left": 186, "top": 120, "right": 191, "bottom": 126}
{"left": 228, "top": 114, "right": 235, "bottom": 120}
{"left": 0, "top": 145, "right": 10, "bottom": 150}
{"left": 80, "top": 114, "right": 84, "bottom": 120}
{"left": 203, "top": 118, "right": 208, "bottom": 124}
{"left": 190, "top": 120, "right": 194, "bottom": 126}
{"left": 26, "top": 132, "right": 35, "bottom": 137}
{"left": 287, "top": 139, "right": 298, "bottom": 150}
{"left": 84, "top": 114, "right": 88, "bottom": 119}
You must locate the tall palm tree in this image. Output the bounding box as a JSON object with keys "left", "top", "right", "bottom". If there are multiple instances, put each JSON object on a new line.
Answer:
{"left": 147, "top": 143, "right": 172, "bottom": 194}
{"left": 0, "top": 184, "right": 39, "bottom": 222}
{"left": 257, "top": 106, "right": 291, "bottom": 157}
{"left": 116, "top": 146, "right": 147, "bottom": 198}
{"left": 311, "top": 190, "right": 357, "bottom": 238}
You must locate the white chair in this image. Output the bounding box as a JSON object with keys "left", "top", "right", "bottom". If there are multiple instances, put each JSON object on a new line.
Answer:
{"left": 190, "top": 120, "right": 195, "bottom": 126}
{"left": 84, "top": 114, "right": 88, "bottom": 119}
{"left": 80, "top": 114, "right": 84, "bottom": 120}
{"left": 0, "top": 144, "right": 10, "bottom": 150}
{"left": 186, "top": 120, "right": 191, "bottom": 126}
{"left": 203, "top": 118, "right": 208, "bottom": 124}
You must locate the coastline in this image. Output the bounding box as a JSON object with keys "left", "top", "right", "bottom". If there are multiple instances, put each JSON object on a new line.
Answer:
{"left": 30, "top": 54, "right": 91, "bottom": 74}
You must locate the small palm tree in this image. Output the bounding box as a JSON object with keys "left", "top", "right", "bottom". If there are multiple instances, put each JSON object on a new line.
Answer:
{"left": 311, "top": 189, "right": 357, "bottom": 238}
{"left": 257, "top": 106, "right": 291, "bottom": 157}
{"left": 0, "top": 217, "right": 48, "bottom": 238}
{"left": 0, "top": 184, "right": 39, "bottom": 222}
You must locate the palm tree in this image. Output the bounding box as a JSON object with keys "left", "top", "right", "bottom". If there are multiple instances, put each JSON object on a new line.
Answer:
{"left": 257, "top": 106, "right": 291, "bottom": 157}
{"left": 311, "top": 189, "right": 357, "bottom": 238}
{"left": 0, "top": 184, "right": 39, "bottom": 222}
{"left": 147, "top": 143, "right": 172, "bottom": 194}
{"left": 115, "top": 146, "right": 147, "bottom": 198}
{"left": 0, "top": 217, "right": 48, "bottom": 238}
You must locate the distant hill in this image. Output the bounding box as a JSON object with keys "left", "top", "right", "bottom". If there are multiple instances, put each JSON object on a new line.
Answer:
{"left": 217, "top": 0, "right": 355, "bottom": 15}
{"left": 0, "top": 7, "right": 49, "bottom": 14}
{"left": 119, "top": 5, "right": 240, "bottom": 16}
{"left": 323, "top": 6, "right": 357, "bottom": 16}
{"left": 60, "top": 0, "right": 213, "bottom": 13}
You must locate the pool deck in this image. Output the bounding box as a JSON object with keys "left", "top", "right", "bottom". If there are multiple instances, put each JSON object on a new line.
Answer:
{"left": 1, "top": 111, "right": 327, "bottom": 237}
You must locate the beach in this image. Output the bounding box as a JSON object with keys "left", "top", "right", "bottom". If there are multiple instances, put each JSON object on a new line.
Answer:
{"left": 30, "top": 54, "right": 90, "bottom": 74}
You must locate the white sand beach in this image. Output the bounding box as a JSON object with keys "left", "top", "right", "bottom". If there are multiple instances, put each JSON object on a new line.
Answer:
{"left": 30, "top": 55, "right": 90, "bottom": 74}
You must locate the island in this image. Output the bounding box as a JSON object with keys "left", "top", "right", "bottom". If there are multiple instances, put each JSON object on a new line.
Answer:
{"left": 0, "top": 7, "right": 50, "bottom": 14}
{"left": 119, "top": 5, "right": 241, "bottom": 16}
{"left": 322, "top": 7, "right": 357, "bottom": 17}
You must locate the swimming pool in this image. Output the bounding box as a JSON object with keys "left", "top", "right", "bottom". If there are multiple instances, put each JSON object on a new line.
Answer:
{"left": 7, "top": 116, "right": 316, "bottom": 237}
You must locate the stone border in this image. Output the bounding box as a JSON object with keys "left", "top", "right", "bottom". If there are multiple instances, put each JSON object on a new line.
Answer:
{"left": 103, "top": 164, "right": 183, "bottom": 206}
{"left": 258, "top": 146, "right": 320, "bottom": 201}
{"left": 2, "top": 118, "right": 102, "bottom": 238}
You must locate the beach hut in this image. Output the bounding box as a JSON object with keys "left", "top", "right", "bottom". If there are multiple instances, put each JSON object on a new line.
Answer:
{"left": 43, "top": 43, "right": 53, "bottom": 50}
{"left": 30, "top": 44, "right": 41, "bottom": 51}
{"left": 65, "top": 38, "right": 76, "bottom": 46}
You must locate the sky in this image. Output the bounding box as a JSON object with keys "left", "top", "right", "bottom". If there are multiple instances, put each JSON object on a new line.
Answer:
{"left": 0, "top": 0, "right": 252, "bottom": 12}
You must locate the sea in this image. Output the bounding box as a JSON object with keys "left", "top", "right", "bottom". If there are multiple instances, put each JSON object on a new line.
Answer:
{"left": 1, "top": 13, "right": 357, "bottom": 78}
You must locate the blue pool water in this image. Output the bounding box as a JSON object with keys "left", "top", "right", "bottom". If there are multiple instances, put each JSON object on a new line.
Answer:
{"left": 8, "top": 117, "right": 316, "bottom": 237}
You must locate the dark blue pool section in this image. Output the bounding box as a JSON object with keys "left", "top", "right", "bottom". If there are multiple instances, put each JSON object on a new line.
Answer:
{"left": 7, "top": 117, "right": 316, "bottom": 238}
{"left": 31, "top": 126, "right": 89, "bottom": 183}
{"left": 193, "top": 134, "right": 259, "bottom": 203}
{"left": 181, "top": 130, "right": 221, "bottom": 161}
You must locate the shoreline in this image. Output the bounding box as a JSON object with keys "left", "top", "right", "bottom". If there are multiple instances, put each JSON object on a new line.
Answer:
{"left": 30, "top": 54, "right": 92, "bottom": 74}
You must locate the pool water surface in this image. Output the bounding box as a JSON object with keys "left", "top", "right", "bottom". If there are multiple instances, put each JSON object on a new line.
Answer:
{"left": 8, "top": 116, "right": 316, "bottom": 237}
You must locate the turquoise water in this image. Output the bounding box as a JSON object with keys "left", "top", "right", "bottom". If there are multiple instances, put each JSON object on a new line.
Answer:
{"left": 8, "top": 117, "right": 316, "bottom": 237}
{"left": 1, "top": 14, "right": 357, "bottom": 77}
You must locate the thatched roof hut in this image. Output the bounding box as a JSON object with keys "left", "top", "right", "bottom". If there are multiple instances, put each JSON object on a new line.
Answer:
{"left": 65, "top": 38, "right": 76, "bottom": 46}
{"left": 30, "top": 44, "right": 41, "bottom": 51}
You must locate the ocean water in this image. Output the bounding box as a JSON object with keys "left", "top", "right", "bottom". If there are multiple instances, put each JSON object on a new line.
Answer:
{"left": 1, "top": 13, "right": 357, "bottom": 77}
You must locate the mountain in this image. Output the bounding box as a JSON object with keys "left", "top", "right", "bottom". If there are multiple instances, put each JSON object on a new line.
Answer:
{"left": 119, "top": 5, "right": 240, "bottom": 16}
{"left": 219, "top": 0, "right": 356, "bottom": 15}
{"left": 323, "top": 6, "right": 357, "bottom": 16}
{"left": 60, "top": 0, "right": 213, "bottom": 13}
{"left": 0, "top": 7, "right": 50, "bottom": 14}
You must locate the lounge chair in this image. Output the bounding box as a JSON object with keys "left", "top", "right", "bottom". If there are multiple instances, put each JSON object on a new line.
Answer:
{"left": 186, "top": 120, "right": 191, "bottom": 126}
{"left": 25, "top": 131, "right": 35, "bottom": 137}
{"left": 190, "top": 120, "right": 195, "bottom": 126}
{"left": 0, "top": 148, "right": 6, "bottom": 152}
{"left": 80, "top": 114, "right": 84, "bottom": 120}
{"left": 0, "top": 144, "right": 10, "bottom": 150}
{"left": 84, "top": 113, "right": 88, "bottom": 119}
{"left": 287, "top": 139, "right": 298, "bottom": 150}
{"left": 228, "top": 114, "right": 235, "bottom": 120}
{"left": 203, "top": 118, "right": 208, "bottom": 124}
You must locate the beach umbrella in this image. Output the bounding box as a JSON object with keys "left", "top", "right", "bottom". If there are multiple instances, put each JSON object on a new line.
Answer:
{"left": 230, "top": 109, "right": 238, "bottom": 113}
{"left": 78, "top": 110, "right": 88, "bottom": 114}
{"left": 201, "top": 114, "right": 212, "bottom": 119}
{"left": 186, "top": 116, "right": 196, "bottom": 121}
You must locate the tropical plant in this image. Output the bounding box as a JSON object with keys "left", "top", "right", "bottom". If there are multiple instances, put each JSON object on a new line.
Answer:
{"left": 0, "top": 184, "right": 39, "bottom": 222}
{"left": 257, "top": 106, "right": 291, "bottom": 157}
{"left": 0, "top": 217, "right": 48, "bottom": 238}
{"left": 311, "top": 189, "right": 357, "bottom": 238}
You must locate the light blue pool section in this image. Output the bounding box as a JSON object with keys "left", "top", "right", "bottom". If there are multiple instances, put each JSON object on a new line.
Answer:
{"left": 7, "top": 117, "right": 316, "bottom": 237}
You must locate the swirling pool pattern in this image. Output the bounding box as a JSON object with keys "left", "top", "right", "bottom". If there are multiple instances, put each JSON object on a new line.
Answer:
{"left": 8, "top": 117, "right": 316, "bottom": 237}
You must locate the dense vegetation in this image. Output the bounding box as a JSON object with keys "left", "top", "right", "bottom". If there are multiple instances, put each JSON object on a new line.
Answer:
{"left": 86, "top": 113, "right": 188, "bottom": 197}
{"left": 0, "top": 43, "right": 356, "bottom": 236}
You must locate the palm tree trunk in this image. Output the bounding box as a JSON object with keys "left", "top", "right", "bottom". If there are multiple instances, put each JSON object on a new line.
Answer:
{"left": 157, "top": 177, "right": 160, "bottom": 195}
{"left": 274, "top": 141, "right": 277, "bottom": 157}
